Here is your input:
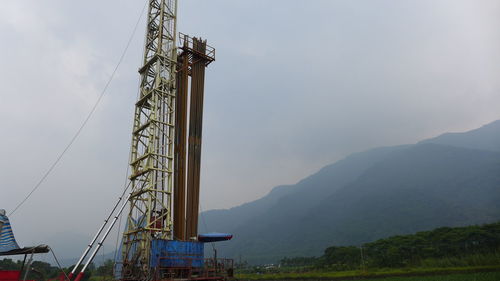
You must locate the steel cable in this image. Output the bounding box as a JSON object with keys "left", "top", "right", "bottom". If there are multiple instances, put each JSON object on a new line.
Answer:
{"left": 9, "top": 1, "right": 148, "bottom": 217}
{"left": 49, "top": 246, "right": 70, "bottom": 281}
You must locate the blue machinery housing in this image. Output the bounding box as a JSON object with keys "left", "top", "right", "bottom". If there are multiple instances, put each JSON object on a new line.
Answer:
{"left": 150, "top": 240, "right": 204, "bottom": 268}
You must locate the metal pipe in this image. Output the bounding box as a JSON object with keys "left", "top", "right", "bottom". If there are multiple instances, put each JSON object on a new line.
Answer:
{"left": 19, "top": 254, "right": 27, "bottom": 281}
{"left": 174, "top": 46, "right": 189, "bottom": 241}
{"left": 74, "top": 193, "right": 131, "bottom": 281}
{"left": 186, "top": 38, "right": 208, "bottom": 239}
{"left": 68, "top": 185, "right": 131, "bottom": 279}
{"left": 22, "top": 252, "right": 34, "bottom": 281}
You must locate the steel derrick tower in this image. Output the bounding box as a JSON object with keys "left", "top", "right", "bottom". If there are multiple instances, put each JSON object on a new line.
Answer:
{"left": 35, "top": 1, "right": 230, "bottom": 280}
{"left": 121, "top": 0, "right": 178, "bottom": 279}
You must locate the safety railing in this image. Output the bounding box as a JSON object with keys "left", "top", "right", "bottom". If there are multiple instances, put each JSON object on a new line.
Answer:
{"left": 179, "top": 32, "right": 216, "bottom": 62}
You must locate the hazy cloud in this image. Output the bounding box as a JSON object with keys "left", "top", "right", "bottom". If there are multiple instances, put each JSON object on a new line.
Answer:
{"left": 0, "top": 0, "right": 500, "bottom": 257}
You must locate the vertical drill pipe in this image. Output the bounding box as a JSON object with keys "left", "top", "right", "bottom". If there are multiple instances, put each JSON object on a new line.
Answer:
{"left": 185, "top": 46, "right": 197, "bottom": 239}
{"left": 186, "top": 38, "right": 208, "bottom": 239}
{"left": 174, "top": 50, "right": 189, "bottom": 241}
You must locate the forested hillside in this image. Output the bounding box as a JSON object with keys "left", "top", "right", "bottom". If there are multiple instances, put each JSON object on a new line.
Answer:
{"left": 281, "top": 221, "right": 500, "bottom": 269}
{"left": 200, "top": 120, "right": 500, "bottom": 264}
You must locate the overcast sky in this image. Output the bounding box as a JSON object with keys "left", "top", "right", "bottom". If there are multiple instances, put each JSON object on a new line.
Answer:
{"left": 1, "top": 0, "right": 500, "bottom": 255}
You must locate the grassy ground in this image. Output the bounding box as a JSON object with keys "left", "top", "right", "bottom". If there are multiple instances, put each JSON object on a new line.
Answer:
{"left": 236, "top": 265, "right": 500, "bottom": 280}
{"left": 357, "top": 271, "right": 500, "bottom": 281}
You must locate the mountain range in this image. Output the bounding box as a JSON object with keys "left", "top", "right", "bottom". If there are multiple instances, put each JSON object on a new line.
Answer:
{"left": 199, "top": 120, "right": 500, "bottom": 264}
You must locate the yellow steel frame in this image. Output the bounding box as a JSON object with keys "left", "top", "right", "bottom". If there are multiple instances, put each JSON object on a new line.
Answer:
{"left": 121, "top": 0, "right": 178, "bottom": 279}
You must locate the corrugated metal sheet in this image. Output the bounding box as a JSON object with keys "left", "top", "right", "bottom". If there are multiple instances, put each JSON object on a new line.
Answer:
{"left": 150, "top": 240, "right": 204, "bottom": 268}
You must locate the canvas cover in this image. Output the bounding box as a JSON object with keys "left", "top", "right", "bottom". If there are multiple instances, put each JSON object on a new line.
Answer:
{"left": 0, "top": 213, "right": 20, "bottom": 253}
{"left": 0, "top": 210, "right": 49, "bottom": 256}
{"left": 198, "top": 233, "right": 233, "bottom": 243}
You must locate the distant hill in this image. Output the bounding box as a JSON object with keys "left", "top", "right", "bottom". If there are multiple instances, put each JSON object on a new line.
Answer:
{"left": 420, "top": 120, "right": 500, "bottom": 152}
{"left": 200, "top": 120, "right": 500, "bottom": 264}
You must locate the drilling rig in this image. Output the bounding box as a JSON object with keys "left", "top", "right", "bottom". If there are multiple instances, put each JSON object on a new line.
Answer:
{"left": 118, "top": 0, "right": 233, "bottom": 280}
{"left": 69, "top": 1, "right": 233, "bottom": 281}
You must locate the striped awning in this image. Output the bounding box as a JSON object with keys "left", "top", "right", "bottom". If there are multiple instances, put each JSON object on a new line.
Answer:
{"left": 0, "top": 213, "right": 20, "bottom": 253}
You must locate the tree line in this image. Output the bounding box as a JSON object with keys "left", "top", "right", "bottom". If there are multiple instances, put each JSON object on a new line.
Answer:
{"left": 281, "top": 222, "right": 500, "bottom": 270}
{"left": 0, "top": 259, "right": 114, "bottom": 281}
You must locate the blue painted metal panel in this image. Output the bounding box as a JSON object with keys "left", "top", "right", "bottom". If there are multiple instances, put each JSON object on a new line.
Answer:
{"left": 150, "top": 240, "right": 204, "bottom": 268}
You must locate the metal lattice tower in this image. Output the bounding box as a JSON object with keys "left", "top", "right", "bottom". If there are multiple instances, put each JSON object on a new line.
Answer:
{"left": 121, "top": 0, "right": 178, "bottom": 279}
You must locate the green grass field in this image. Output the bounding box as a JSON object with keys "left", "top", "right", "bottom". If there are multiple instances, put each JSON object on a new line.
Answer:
{"left": 359, "top": 271, "right": 500, "bottom": 281}
{"left": 237, "top": 265, "right": 500, "bottom": 280}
